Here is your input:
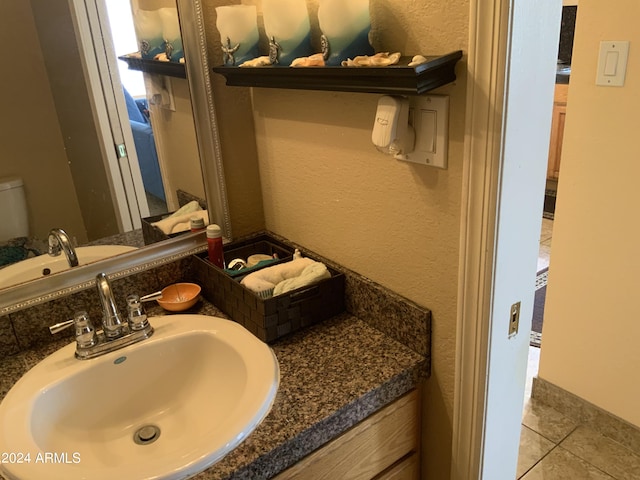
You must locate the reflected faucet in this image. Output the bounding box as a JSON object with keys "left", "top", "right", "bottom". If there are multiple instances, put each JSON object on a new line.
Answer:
{"left": 48, "top": 228, "right": 79, "bottom": 267}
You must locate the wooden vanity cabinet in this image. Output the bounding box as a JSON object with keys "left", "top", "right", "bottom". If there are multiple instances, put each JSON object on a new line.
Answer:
{"left": 547, "top": 83, "right": 569, "bottom": 180}
{"left": 274, "top": 390, "right": 420, "bottom": 480}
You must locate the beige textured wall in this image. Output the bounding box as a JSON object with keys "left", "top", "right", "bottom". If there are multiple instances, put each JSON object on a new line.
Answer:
{"left": 539, "top": 0, "right": 640, "bottom": 426}
{"left": 31, "top": 0, "right": 120, "bottom": 242}
{"left": 217, "top": 1, "right": 469, "bottom": 476}
{"left": 146, "top": 77, "right": 204, "bottom": 209}
{"left": 0, "top": 1, "right": 85, "bottom": 242}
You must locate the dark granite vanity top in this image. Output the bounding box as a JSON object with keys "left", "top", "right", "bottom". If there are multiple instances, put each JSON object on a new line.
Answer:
{"left": 0, "top": 300, "right": 426, "bottom": 480}
{"left": 556, "top": 4, "right": 576, "bottom": 85}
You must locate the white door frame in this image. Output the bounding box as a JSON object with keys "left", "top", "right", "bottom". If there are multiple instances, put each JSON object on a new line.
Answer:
{"left": 452, "top": 0, "right": 510, "bottom": 476}
{"left": 91, "top": 0, "right": 151, "bottom": 221}
{"left": 68, "top": 0, "right": 150, "bottom": 231}
{"left": 452, "top": 0, "right": 561, "bottom": 478}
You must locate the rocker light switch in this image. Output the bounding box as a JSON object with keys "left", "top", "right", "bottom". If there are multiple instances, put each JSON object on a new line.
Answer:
{"left": 400, "top": 95, "right": 449, "bottom": 169}
{"left": 604, "top": 51, "right": 619, "bottom": 76}
{"left": 596, "top": 41, "right": 629, "bottom": 87}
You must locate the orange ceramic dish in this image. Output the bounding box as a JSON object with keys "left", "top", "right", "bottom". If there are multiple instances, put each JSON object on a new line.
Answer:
{"left": 156, "top": 283, "right": 201, "bottom": 312}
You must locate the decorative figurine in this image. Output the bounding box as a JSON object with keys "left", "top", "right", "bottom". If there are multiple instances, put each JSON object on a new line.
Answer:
{"left": 269, "top": 36, "right": 282, "bottom": 64}
{"left": 341, "top": 52, "right": 401, "bottom": 67}
{"left": 158, "top": 7, "right": 183, "bottom": 62}
{"left": 221, "top": 37, "right": 241, "bottom": 66}
{"left": 291, "top": 53, "right": 325, "bottom": 67}
{"left": 133, "top": 9, "right": 164, "bottom": 59}
{"left": 215, "top": 5, "right": 260, "bottom": 66}
{"left": 318, "top": 0, "right": 375, "bottom": 66}
{"left": 140, "top": 40, "right": 150, "bottom": 58}
{"left": 321, "top": 34, "right": 330, "bottom": 61}
{"left": 165, "top": 40, "right": 174, "bottom": 61}
{"left": 262, "top": 0, "right": 314, "bottom": 66}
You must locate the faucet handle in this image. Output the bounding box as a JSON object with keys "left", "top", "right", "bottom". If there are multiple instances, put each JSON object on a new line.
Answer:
{"left": 47, "top": 235, "right": 61, "bottom": 257}
{"left": 49, "top": 311, "right": 98, "bottom": 349}
{"left": 49, "top": 319, "right": 74, "bottom": 334}
{"left": 73, "top": 311, "right": 98, "bottom": 349}
{"left": 127, "top": 294, "right": 150, "bottom": 331}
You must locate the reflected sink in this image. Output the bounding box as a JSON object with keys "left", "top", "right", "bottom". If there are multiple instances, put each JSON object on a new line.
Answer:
{"left": 0, "top": 315, "right": 280, "bottom": 480}
{"left": 0, "top": 245, "right": 137, "bottom": 288}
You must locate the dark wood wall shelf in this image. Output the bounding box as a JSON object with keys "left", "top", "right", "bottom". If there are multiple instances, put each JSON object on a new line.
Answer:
{"left": 212, "top": 50, "right": 462, "bottom": 95}
{"left": 118, "top": 54, "right": 186, "bottom": 79}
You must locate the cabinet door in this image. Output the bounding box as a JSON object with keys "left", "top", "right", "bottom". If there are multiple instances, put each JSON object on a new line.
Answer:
{"left": 547, "top": 103, "right": 567, "bottom": 180}
{"left": 374, "top": 452, "right": 420, "bottom": 480}
{"left": 274, "top": 390, "right": 419, "bottom": 480}
{"left": 547, "top": 84, "right": 569, "bottom": 180}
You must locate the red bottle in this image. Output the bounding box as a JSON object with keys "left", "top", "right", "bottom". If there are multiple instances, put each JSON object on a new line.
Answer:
{"left": 206, "top": 224, "right": 224, "bottom": 268}
{"left": 190, "top": 216, "right": 206, "bottom": 232}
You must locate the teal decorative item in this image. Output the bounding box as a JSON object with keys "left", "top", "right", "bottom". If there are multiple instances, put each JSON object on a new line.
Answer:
{"left": 159, "top": 8, "right": 184, "bottom": 63}
{"left": 215, "top": 5, "right": 260, "bottom": 66}
{"left": 134, "top": 9, "right": 164, "bottom": 60}
{"left": 262, "top": 0, "right": 314, "bottom": 66}
{"left": 318, "top": 0, "right": 375, "bottom": 66}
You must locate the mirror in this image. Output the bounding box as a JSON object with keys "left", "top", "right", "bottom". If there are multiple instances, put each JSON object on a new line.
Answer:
{"left": 0, "top": 0, "right": 230, "bottom": 314}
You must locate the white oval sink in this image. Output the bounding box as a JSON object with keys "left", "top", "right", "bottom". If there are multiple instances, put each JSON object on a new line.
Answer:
{"left": 0, "top": 315, "right": 280, "bottom": 480}
{"left": 0, "top": 245, "right": 138, "bottom": 288}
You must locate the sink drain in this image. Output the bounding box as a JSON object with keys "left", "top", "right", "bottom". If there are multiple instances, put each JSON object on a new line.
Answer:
{"left": 133, "top": 425, "right": 161, "bottom": 445}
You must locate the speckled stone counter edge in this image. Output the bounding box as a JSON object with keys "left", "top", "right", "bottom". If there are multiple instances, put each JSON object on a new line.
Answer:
{"left": 250, "top": 230, "right": 431, "bottom": 361}
{"left": 225, "top": 370, "right": 423, "bottom": 480}
{"left": 189, "top": 310, "right": 426, "bottom": 480}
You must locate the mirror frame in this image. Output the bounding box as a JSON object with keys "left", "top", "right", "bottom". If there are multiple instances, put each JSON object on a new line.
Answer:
{"left": 0, "top": 232, "right": 206, "bottom": 316}
{"left": 0, "top": 0, "right": 230, "bottom": 316}
{"left": 178, "top": 0, "right": 232, "bottom": 240}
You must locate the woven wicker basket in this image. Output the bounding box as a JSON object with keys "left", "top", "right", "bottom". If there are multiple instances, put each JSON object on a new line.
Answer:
{"left": 192, "top": 234, "right": 345, "bottom": 342}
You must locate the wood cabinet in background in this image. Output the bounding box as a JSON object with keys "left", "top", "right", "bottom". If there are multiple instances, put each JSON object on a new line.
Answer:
{"left": 274, "top": 390, "right": 420, "bottom": 480}
{"left": 547, "top": 83, "right": 569, "bottom": 180}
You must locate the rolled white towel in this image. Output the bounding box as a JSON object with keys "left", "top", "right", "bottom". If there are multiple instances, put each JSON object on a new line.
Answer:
{"left": 240, "top": 276, "right": 276, "bottom": 298}
{"left": 169, "top": 200, "right": 202, "bottom": 217}
{"left": 273, "top": 262, "right": 331, "bottom": 296}
{"left": 152, "top": 209, "right": 209, "bottom": 235}
{"left": 241, "top": 257, "right": 315, "bottom": 297}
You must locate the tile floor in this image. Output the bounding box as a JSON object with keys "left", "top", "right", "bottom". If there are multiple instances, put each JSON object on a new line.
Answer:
{"left": 537, "top": 218, "right": 553, "bottom": 273}
{"left": 146, "top": 191, "right": 168, "bottom": 217}
{"left": 516, "top": 218, "right": 640, "bottom": 479}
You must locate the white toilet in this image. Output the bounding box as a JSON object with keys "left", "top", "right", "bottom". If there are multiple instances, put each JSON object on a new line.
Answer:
{"left": 0, "top": 177, "right": 29, "bottom": 242}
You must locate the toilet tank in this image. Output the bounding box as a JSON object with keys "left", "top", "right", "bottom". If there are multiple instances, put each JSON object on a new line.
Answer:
{"left": 0, "top": 177, "right": 29, "bottom": 242}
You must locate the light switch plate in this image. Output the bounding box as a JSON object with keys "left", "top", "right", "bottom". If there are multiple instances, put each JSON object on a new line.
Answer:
{"left": 396, "top": 95, "right": 449, "bottom": 169}
{"left": 596, "top": 41, "right": 629, "bottom": 87}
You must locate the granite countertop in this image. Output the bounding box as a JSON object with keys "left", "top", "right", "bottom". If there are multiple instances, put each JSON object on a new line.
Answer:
{"left": 0, "top": 301, "right": 426, "bottom": 480}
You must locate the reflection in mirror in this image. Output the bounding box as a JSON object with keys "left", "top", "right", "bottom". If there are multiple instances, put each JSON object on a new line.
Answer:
{"left": 0, "top": 0, "right": 230, "bottom": 310}
{"left": 0, "top": 245, "right": 137, "bottom": 290}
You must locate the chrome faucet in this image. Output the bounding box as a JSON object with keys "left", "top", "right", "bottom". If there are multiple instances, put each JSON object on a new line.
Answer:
{"left": 48, "top": 228, "right": 79, "bottom": 267}
{"left": 97, "top": 272, "right": 126, "bottom": 338}
{"left": 49, "top": 273, "right": 154, "bottom": 359}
